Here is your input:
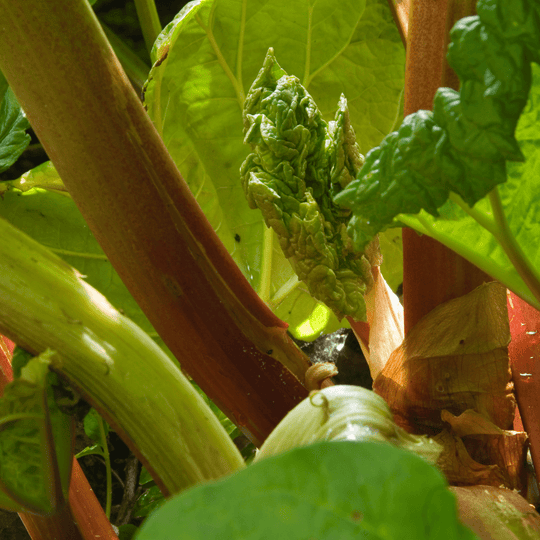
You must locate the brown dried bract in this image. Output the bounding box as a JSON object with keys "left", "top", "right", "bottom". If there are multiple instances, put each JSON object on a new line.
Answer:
{"left": 373, "top": 282, "right": 515, "bottom": 434}
{"left": 436, "top": 411, "right": 529, "bottom": 491}
{"left": 371, "top": 282, "right": 530, "bottom": 490}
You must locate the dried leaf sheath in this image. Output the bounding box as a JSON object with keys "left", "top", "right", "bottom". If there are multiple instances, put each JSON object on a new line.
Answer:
{"left": 373, "top": 282, "right": 515, "bottom": 434}
{"left": 372, "top": 281, "right": 529, "bottom": 490}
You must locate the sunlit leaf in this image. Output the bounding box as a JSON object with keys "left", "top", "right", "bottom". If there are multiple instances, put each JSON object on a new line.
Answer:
{"left": 144, "top": 0, "right": 404, "bottom": 338}
{"left": 135, "top": 442, "right": 476, "bottom": 539}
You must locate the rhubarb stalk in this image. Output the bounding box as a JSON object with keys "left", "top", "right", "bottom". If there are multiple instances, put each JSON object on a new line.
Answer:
{"left": 0, "top": 217, "right": 245, "bottom": 495}
{"left": 402, "top": 0, "right": 491, "bottom": 332}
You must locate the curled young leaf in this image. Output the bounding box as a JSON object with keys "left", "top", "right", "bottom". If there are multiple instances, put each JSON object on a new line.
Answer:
{"left": 241, "top": 50, "right": 378, "bottom": 321}
{"left": 304, "top": 362, "right": 338, "bottom": 392}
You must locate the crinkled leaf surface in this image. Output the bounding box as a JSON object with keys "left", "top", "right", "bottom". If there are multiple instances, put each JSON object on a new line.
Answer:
{"left": 397, "top": 62, "right": 540, "bottom": 311}
{"left": 0, "top": 72, "right": 30, "bottom": 173}
{"left": 241, "top": 52, "right": 375, "bottom": 321}
{"left": 135, "top": 441, "right": 476, "bottom": 540}
{"left": 143, "top": 0, "right": 404, "bottom": 337}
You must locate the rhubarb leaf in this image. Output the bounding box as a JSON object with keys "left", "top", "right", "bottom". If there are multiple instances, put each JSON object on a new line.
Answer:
{"left": 1, "top": 160, "right": 66, "bottom": 193}
{"left": 0, "top": 74, "right": 31, "bottom": 173}
{"left": 336, "top": 0, "right": 540, "bottom": 252}
{"left": 396, "top": 62, "right": 540, "bottom": 311}
{"left": 135, "top": 442, "right": 476, "bottom": 540}
{"left": 143, "top": 0, "right": 404, "bottom": 335}
{"left": 241, "top": 50, "right": 377, "bottom": 321}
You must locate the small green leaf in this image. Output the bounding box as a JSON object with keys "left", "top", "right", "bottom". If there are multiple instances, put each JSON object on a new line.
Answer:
{"left": 75, "top": 444, "right": 103, "bottom": 459}
{"left": 83, "top": 407, "right": 109, "bottom": 448}
{"left": 0, "top": 79, "right": 30, "bottom": 174}
{"left": 135, "top": 442, "right": 476, "bottom": 540}
{"left": 138, "top": 466, "right": 155, "bottom": 486}
{"left": 132, "top": 485, "right": 165, "bottom": 518}
{"left": 10, "top": 346, "right": 33, "bottom": 380}
{"left": 0, "top": 350, "right": 73, "bottom": 515}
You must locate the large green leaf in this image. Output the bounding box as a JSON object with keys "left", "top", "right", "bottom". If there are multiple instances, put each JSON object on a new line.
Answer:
{"left": 397, "top": 62, "right": 540, "bottom": 311}
{"left": 143, "top": 0, "right": 404, "bottom": 338}
{"left": 135, "top": 441, "right": 476, "bottom": 540}
{"left": 0, "top": 71, "right": 30, "bottom": 174}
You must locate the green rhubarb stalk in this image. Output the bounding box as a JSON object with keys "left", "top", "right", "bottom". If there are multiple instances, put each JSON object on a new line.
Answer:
{"left": 133, "top": 0, "right": 162, "bottom": 56}
{"left": 0, "top": 217, "right": 245, "bottom": 496}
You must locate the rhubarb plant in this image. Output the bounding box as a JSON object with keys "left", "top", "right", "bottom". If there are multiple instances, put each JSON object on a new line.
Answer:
{"left": 336, "top": 0, "right": 540, "bottom": 311}
{"left": 0, "top": 0, "right": 538, "bottom": 539}
{"left": 142, "top": 0, "right": 405, "bottom": 338}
